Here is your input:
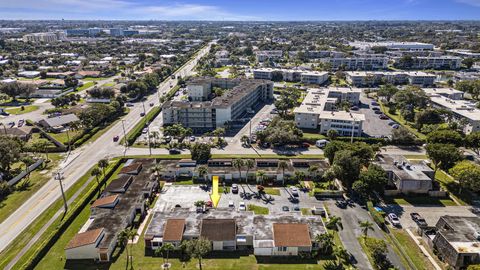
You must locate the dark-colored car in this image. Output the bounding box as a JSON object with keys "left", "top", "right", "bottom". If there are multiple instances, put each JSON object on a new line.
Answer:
{"left": 282, "top": 206, "right": 290, "bottom": 212}
{"left": 113, "top": 135, "right": 120, "bottom": 142}
{"left": 17, "top": 119, "right": 24, "bottom": 127}
{"left": 169, "top": 148, "right": 181, "bottom": 154}
{"left": 149, "top": 103, "right": 154, "bottom": 107}
{"left": 351, "top": 106, "right": 359, "bottom": 110}
{"left": 410, "top": 212, "right": 428, "bottom": 227}
{"left": 336, "top": 199, "right": 348, "bottom": 209}
{"left": 140, "top": 112, "right": 145, "bottom": 117}
{"left": 232, "top": 184, "right": 239, "bottom": 194}
{"left": 379, "top": 114, "right": 389, "bottom": 120}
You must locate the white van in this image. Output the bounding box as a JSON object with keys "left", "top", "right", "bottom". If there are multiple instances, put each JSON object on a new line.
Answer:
{"left": 316, "top": 139, "right": 329, "bottom": 148}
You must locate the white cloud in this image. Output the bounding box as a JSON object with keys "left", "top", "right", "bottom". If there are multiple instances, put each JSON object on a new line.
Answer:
{"left": 456, "top": 0, "right": 480, "bottom": 7}
{"left": 0, "top": 0, "right": 259, "bottom": 20}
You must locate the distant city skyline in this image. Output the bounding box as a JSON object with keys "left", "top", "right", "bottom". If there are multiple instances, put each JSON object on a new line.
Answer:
{"left": 1, "top": 0, "right": 480, "bottom": 21}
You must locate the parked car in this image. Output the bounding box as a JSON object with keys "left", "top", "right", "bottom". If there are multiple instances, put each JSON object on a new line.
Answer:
{"left": 292, "top": 205, "right": 300, "bottom": 211}
{"left": 388, "top": 213, "right": 401, "bottom": 227}
{"left": 169, "top": 148, "right": 181, "bottom": 154}
{"left": 392, "top": 124, "right": 400, "bottom": 129}
{"left": 388, "top": 121, "right": 396, "bottom": 126}
{"left": 189, "top": 136, "right": 196, "bottom": 142}
{"left": 351, "top": 105, "right": 359, "bottom": 110}
{"left": 149, "top": 102, "right": 154, "bottom": 107}
{"left": 282, "top": 206, "right": 290, "bottom": 212}
{"left": 232, "top": 184, "right": 239, "bottom": 194}
{"left": 379, "top": 115, "right": 389, "bottom": 120}
{"left": 0, "top": 110, "right": 9, "bottom": 116}
{"left": 142, "top": 128, "right": 148, "bottom": 134}
{"left": 206, "top": 201, "right": 213, "bottom": 207}
{"left": 336, "top": 199, "right": 348, "bottom": 209}
{"left": 228, "top": 201, "right": 234, "bottom": 208}
{"left": 8, "top": 121, "right": 15, "bottom": 128}
{"left": 17, "top": 119, "right": 24, "bottom": 127}
{"left": 140, "top": 112, "right": 145, "bottom": 117}
{"left": 290, "top": 187, "right": 299, "bottom": 197}
{"left": 372, "top": 101, "right": 379, "bottom": 106}
{"left": 312, "top": 206, "right": 326, "bottom": 216}
{"left": 374, "top": 109, "right": 382, "bottom": 114}
{"left": 113, "top": 135, "right": 120, "bottom": 142}
{"left": 126, "top": 103, "right": 134, "bottom": 107}
{"left": 164, "top": 136, "right": 172, "bottom": 143}
{"left": 372, "top": 107, "right": 380, "bottom": 111}
{"left": 316, "top": 139, "right": 329, "bottom": 148}
{"left": 410, "top": 212, "right": 428, "bottom": 227}
{"left": 238, "top": 202, "right": 246, "bottom": 211}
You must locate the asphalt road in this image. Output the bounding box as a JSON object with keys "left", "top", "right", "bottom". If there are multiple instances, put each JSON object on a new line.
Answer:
{"left": 0, "top": 44, "right": 212, "bottom": 253}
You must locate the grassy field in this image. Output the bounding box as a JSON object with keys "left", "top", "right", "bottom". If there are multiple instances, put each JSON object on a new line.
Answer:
{"left": 76, "top": 81, "right": 95, "bottom": 91}
{"left": 102, "top": 82, "right": 116, "bottom": 87}
{"left": 0, "top": 154, "right": 63, "bottom": 224}
{"left": 248, "top": 204, "right": 269, "bottom": 215}
{"left": 434, "top": 169, "right": 473, "bottom": 206}
{"left": 379, "top": 102, "right": 426, "bottom": 140}
{"left": 4, "top": 105, "right": 39, "bottom": 115}
{"left": 263, "top": 188, "right": 280, "bottom": 196}
{"left": 384, "top": 196, "right": 457, "bottom": 206}
{"left": 48, "top": 129, "right": 83, "bottom": 144}
{"left": 302, "top": 132, "right": 327, "bottom": 141}
{"left": 391, "top": 230, "right": 436, "bottom": 270}
{"left": 83, "top": 77, "right": 112, "bottom": 82}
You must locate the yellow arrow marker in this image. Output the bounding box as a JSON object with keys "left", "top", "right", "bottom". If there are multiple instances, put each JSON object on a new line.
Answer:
{"left": 210, "top": 175, "right": 221, "bottom": 208}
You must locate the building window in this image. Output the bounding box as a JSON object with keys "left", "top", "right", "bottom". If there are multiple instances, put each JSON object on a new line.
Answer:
{"left": 278, "top": 246, "right": 288, "bottom": 252}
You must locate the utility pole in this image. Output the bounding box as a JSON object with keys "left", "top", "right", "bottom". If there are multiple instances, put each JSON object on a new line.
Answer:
{"left": 147, "top": 124, "right": 152, "bottom": 156}
{"left": 142, "top": 101, "right": 146, "bottom": 115}
{"left": 54, "top": 170, "right": 68, "bottom": 214}
{"left": 0, "top": 123, "right": 7, "bottom": 135}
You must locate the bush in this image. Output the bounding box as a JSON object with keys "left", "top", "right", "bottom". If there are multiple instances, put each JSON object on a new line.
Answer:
{"left": 125, "top": 106, "right": 161, "bottom": 146}
{"left": 367, "top": 201, "right": 386, "bottom": 229}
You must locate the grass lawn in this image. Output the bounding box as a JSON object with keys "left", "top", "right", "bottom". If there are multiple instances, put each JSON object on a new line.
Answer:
{"left": 0, "top": 154, "right": 63, "bottom": 224}
{"left": 248, "top": 204, "right": 269, "bottom": 215}
{"left": 48, "top": 129, "right": 83, "bottom": 144}
{"left": 391, "top": 230, "right": 435, "bottom": 270}
{"left": 3, "top": 105, "right": 39, "bottom": 115}
{"left": 77, "top": 81, "right": 95, "bottom": 91}
{"left": 83, "top": 77, "right": 112, "bottom": 82}
{"left": 301, "top": 208, "right": 312, "bottom": 216}
{"left": 383, "top": 196, "right": 457, "bottom": 206}
{"left": 218, "top": 186, "right": 230, "bottom": 193}
{"left": 102, "top": 82, "right": 116, "bottom": 87}
{"left": 25, "top": 133, "right": 57, "bottom": 148}
{"left": 358, "top": 237, "right": 378, "bottom": 269}
{"left": 302, "top": 132, "right": 327, "bottom": 141}
{"left": 214, "top": 66, "right": 230, "bottom": 72}
{"left": 5, "top": 161, "right": 122, "bottom": 269}
{"left": 434, "top": 169, "right": 473, "bottom": 206}
{"left": 173, "top": 179, "right": 195, "bottom": 185}
{"left": 379, "top": 102, "right": 426, "bottom": 140}
{"left": 404, "top": 154, "right": 428, "bottom": 160}
{"left": 263, "top": 188, "right": 280, "bottom": 196}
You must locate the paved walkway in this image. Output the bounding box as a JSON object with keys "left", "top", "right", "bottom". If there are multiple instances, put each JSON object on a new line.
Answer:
{"left": 405, "top": 229, "right": 442, "bottom": 270}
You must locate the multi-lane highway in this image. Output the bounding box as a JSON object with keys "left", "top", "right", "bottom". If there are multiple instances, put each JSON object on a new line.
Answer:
{"left": 0, "top": 44, "right": 211, "bottom": 252}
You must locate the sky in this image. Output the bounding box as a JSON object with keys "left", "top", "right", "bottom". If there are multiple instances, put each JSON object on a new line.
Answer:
{"left": 1, "top": 0, "right": 480, "bottom": 20}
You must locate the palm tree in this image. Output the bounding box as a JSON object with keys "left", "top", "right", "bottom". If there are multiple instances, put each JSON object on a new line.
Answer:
{"left": 21, "top": 156, "right": 35, "bottom": 180}
{"left": 117, "top": 229, "right": 130, "bottom": 269}
{"left": 256, "top": 170, "right": 265, "bottom": 185}
{"left": 127, "top": 229, "right": 138, "bottom": 268}
{"left": 149, "top": 162, "right": 164, "bottom": 185}
{"left": 232, "top": 158, "right": 244, "bottom": 182}
{"left": 91, "top": 167, "right": 102, "bottom": 188}
{"left": 332, "top": 246, "right": 350, "bottom": 265}
{"left": 150, "top": 131, "right": 160, "bottom": 147}
{"left": 196, "top": 165, "right": 208, "bottom": 182}
{"left": 359, "top": 220, "right": 374, "bottom": 239}
{"left": 323, "top": 168, "right": 336, "bottom": 190}
{"left": 278, "top": 160, "right": 288, "bottom": 186}
{"left": 294, "top": 171, "right": 306, "bottom": 184}
{"left": 240, "top": 135, "right": 250, "bottom": 146}
{"left": 98, "top": 158, "right": 109, "bottom": 176}
{"left": 245, "top": 159, "right": 254, "bottom": 184}
{"left": 326, "top": 216, "right": 342, "bottom": 230}
{"left": 158, "top": 242, "right": 175, "bottom": 267}
{"left": 308, "top": 165, "right": 319, "bottom": 181}
{"left": 315, "top": 233, "right": 334, "bottom": 255}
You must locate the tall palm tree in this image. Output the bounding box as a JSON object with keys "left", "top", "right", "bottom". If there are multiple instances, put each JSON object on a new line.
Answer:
{"left": 149, "top": 163, "right": 164, "bottom": 183}
{"left": 256, "top": 170, "right": 265, "bottom": 185}
{"left": 117, "top": 229, "right": 130, "bottom": 269}
{"left": 197, "top": 165, "right": 208, "bottom": 182}
{"left": 326, "top": 216, "right": 342, "bottom": 230}
{"left": 245, "top": 159, "right": 254, "bottom": 184}
{"left": 315, "top": 233, "right": 334, "bottom": 255}
{"left": 332, "top": 246, "right": 350, "bottom": 265}
{"left": 159, "top": 242, "right": 175, "bottom": 267}
{"left": 232, "top": 158, "right": 244, "bottom": 182}
{"left": 359, "top": 220, "right": 374, "bottom": 239}
{"left": 278, "top": 160, "right": 288, "bottom": 186}
{"left": 98, "top": 158, "right": 109, "bottom": 176}
{"left": 91, "top": 167, "right": 102, "bottom": 187}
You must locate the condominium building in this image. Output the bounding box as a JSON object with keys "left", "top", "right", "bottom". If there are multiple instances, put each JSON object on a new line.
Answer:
{"left": 162, "top": 78, "right": 273, "bottom": 132}
{"left": 350, "top": 41, "right": 434, "bottom": 51}
{"left": 252, "top": 68, "right": 328, "bottom": 85}
{"left": 423, "top": 88, "right": 480, "bottom": 134}
{"left": 323, "top": 57, "right": 388, "bottom": 71}
{"left": 288, "top": 50, "right": 345, "bottom": 59}
{"left": 294, "top": 88, "right": 364, "bottom": 136}
{"left": 23, "top": 32, "right": 64, "bottom": 43}
{"left": 394, "top": 56, "right": 462, "bottom": 70}
{"left": 255, "top": 50, "right": 283, "bottom": 62}
{"left": 346, "top": 71, "right": 436, "bottom": 87}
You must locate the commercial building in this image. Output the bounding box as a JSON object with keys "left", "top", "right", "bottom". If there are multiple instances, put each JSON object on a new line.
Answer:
{"left": 447, "top": 49, "right": 480, "bottom": 59}
{"left": 144, "top": 208, "right": 326, "bottom": 256}
{"left": 294, "top": 87, "right": 364, "bottom": 136}
{"left": 323, "top": 57, "right": 388, "bottom": 71}
{"left": 65, "top": 159, "right": 158, "bottom": 262}
{"left": 350, "top": 41, "right": 434, "bottom": 51}
{"left": 426, "top": 216, "right": 480, "bottom": 269}
{"left": 253, "top": 68, "right": 329, "bottom": 85}
{"left": 423, "top": 88, "right": 480, "bottom": 134}
{"left": 162, "top": 78, "right": 273, "bottom": 132}
{"left": 22, "top": 32, "right": 64, "bottom": 43}
{"left": 346, "top": 71, "right": 436, "bottom": 87}
{"left": 394, "top": 56, "right": 462, "bottom": 70}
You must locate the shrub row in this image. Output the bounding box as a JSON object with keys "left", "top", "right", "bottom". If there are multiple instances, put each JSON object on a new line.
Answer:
{"left": 367, "top": 201, "right": 386, "bottom": 230}
{"left": 20, "top": 159, "right": 124, "bottom": 270}
{"left": 125, "top": 106, "right": 162, "bottom": 146}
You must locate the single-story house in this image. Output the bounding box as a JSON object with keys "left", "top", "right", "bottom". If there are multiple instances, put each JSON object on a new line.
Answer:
{"left": 38, "top": 113, "right": 80, "bottom": 132}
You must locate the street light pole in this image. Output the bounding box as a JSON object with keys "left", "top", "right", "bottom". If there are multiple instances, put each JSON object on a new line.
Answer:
{"left": 54, "top": 170, "right": 68, "bottom": 214}
{"left": 147, "top": 125, "right": 152, "bottom": 156}
{"left": 121, "top": 120, "right": 127, "bottom": 152}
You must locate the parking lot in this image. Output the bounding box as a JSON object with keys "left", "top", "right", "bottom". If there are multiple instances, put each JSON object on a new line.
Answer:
{"left": 358, "top": 92, "right": 396, "bottom": 138}
{"left": 155, "top": 184, "right": 324, "bottom": 214}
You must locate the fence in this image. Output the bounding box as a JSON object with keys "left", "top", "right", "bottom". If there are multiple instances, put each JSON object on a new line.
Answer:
{"left": 7, "top": 159, "right": 44, "bottom": 186}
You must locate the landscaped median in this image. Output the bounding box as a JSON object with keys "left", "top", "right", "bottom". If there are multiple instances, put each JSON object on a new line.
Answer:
{"left": 122, "top": 106, "right": 161, "bottom": 146}
{"left": 1, "top": 159, "right": 123, "bottom": 270}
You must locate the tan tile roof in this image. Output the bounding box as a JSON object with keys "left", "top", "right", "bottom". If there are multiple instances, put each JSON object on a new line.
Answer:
{"left": 273, "top": 223, "right": 311, "bottom": 247}
{"left": 91, "top": 195, "right": 119, "bottom": 208}
{"left": 65, "top": 228, "right": 104, "bottom": 249}
{"left": 163, "top": 219, "right": 185, "bottom": 242}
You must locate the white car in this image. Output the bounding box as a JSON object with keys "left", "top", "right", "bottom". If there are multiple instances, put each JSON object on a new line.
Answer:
{"left": 238, "top": 202, "right": 246, "bottom": 211}
{"left": 388, "top": 213, "right": 401, "bottom": 227}
{"left": 290, "top": 187, "right": 299, "bottom": 197}
{"left": 228, "top": 201, "right": 235, "bottom": 208}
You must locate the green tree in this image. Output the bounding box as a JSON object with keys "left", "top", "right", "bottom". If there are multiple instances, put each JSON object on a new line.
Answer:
{"left": 358, "top": 164, "right": 388, "bottom": 195}
{"left": 182, "top": 237, "right": 212, "bottom": 270}
{"left": 245, "top": 159, "right": 255, "bottom": 183}
{"left": 333, "top": 150, "right": 361, "bottom": 189}
{"left": 327, "top": 129, "right": 338, "bottom": 140}
{"left": 466, "top": 131, "right": 480, "bottom": 155}
{"left": 426, "top": 143, "right": 463, "bottom": 174}
{"left": 323, "top": 167, "right": 337, "bottom": 190}
{"left": 98, "top": 158, "right": 109, "bottom": 176}
{"left": 0, "top": 136, "right": 23, "bottom": 173}
{"left": 427, "top": 129, "right": 463, "bottom": 146}
{"left": 31, "top": 139, "right": 50, "bottom": 162}
{"left": 196, "top": 165, "right": 208, "bottom": 182}
{"left": 326, "top": 216, "right": 342, "bottom": 230}
{"left": 90, "top": 167, "right": 102, "bottom": 187}
{"left": 232, "top": 158, "right": 244, "bottom": 182}
{"left": 278, "top": 160, "right": 288, "bottom": 186}
{"left": 359, "top": 220, "right": 374, "bottom": 239}
{"left": 377, "top": 84, "right": 398, "bottom": 102}
{"left": 449, "top": 161, "right": 480, "bottom": 193}
{"left": 315, "top": 233, "right": 334, "bottom": 255}
{"left": 190, "top": 143, "right": 211, "bottom": 164}
{"left": 391, "top": 127, "right": 416, "bottom": 145}
{"left": 415, "top": 109, "right": 442, "bottom": 130}
{"left": 156, "top": 242, "right": 175, "bottom": 267}
{"left": 256, "top": 170, "right": 266, "bottom": 185}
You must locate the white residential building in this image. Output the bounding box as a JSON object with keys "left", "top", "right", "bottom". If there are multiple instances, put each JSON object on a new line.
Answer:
{"left": 346, "top": 71, "right": 436, "bottom": 87}
{"left": 349, "top": 41, "right": 434, "bottom": 51}
{"left": 423, "top": 88, "right": 480, "bottom": 134}
{"left": 394, "top": 56, "right": 462, "bottom": 70}
{"left": 22, "top": 31, "right": 65, "bottom": 43}
{"left": 252, "top": 68, "right": 328, "bottom": 85}
{"left": 255, "top": 50, "right": 283, "bottom": 62}
{"left": 323, "top": 57, "right": 388, "bottom": 71}
{"left": 294, "top": 88, "right": 364, "bottom": 136}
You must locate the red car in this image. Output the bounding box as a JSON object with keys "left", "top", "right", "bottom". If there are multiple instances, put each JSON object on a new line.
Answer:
{"left": 113, "top": 135, "right": 120, "bottom": 142}
{"left": 206, "top": 201, "right": 213, "bottom": 207}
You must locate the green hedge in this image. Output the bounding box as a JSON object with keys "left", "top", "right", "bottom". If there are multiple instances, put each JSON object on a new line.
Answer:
{"left": 367, "top": 201, "right": 386, "bottom": 230}
{"left": 20, "top": 159, "right": 124, "bottom": 270}
{"left": 124, "top": 106, "right": 162, "bottom": 146}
